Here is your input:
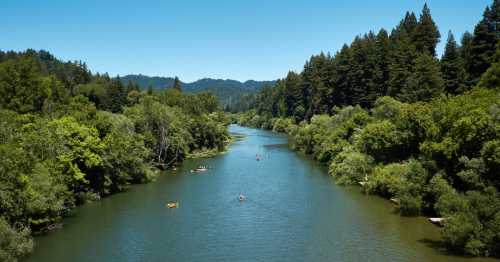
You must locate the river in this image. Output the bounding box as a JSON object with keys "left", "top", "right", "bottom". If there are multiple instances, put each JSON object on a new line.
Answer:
{"left": 25, "top": 125, "right": 497, "bottom": 262}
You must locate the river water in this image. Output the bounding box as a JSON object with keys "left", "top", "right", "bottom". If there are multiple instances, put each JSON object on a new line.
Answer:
{"left": 25, "top": 125, "right": 497, "bottom": 262}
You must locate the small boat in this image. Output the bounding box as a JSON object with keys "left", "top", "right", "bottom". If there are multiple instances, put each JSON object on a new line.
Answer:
{"left": 190, "top": 166, "right": 208, "bottom": 173}
{"left": 239, "top": 194, "right": 247, "bottom": 202}
{"left": 358, "top": 175, "right": 368, "bottom": 186}
{"left": 429, "top": 217, "right": 446, "bottom": 227}
{"left": 166, "top": 201, "right": 179, "bottom": 208}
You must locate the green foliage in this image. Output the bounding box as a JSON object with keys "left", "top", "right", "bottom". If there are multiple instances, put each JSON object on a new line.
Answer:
{"left": 289, "top": 106, "right": 371, "bottom": 162}
{"left": 467, "top": 0, "right": 500, "bottom": 84}
{"left": 0, "top": 50, "right": 229, "bottom": 261}
{"left": 441, "top": 31, "right": 467, "bottom": 94}
{"left": 477, "top": 42, "right": 500, "bottom": 89}
{"left": 119, "top": 74, "right": 274, "bottom": 111}
{"left": 0, "top": 57, "right": 50, "bottom": 113}
{"left": 21, "top": 116, "right": 104, "bottom": 188}
{"left": 75, "top": 76, "right": 127, "bottom": 113}
{"left": 236, "top": 0, "right": 499, "bottom": 257}
{"left": 365, "top": 159, "right": 428, "bottom": 216}
{"left": 364, "top": 163, "right": 405, "bottom": 197}
{"left": 417, "top": 88, "right": 499, "bottom": 176}
{"left": 239, "top": 83, "right": 499, "bottom": 257}
{"left": 0, "top": 142, "right": 68, "bottom": 228}
{"left": 399, "top": 52, "right": 444, "bottom": 102}
{"left": 271, "top": 118, "right": 294, "bottom": 133}
{"left": 329, "top": 147, "right": 374, "bottom": 185}
{"left": 388, "top": 33, "right": 418, "bottom": 96}
{"left": 283, "top": 71, "right": 304, "bottom": 120}
{"left": 172, "top": 76, "right": 182, "bottom": 92}
{"left": 250, "top": 2, "right": 497, "bottom": 125}
{"left": 427, "top": 173, "right": 455, "bottom": 211}
{"left": 438, "top": 188, "right": 500, "bottom": 256}
{"left": 96, "top": 112, "right": 155, "bottom": 193}
{"left": 412, "top": 3, "right": 441, "bottom": 56}
{"left": 125, "top": 95, "right": 228, "bottom": 165}
{"left": 398, "top": 194, "right": 423, "bottom": 216}
{"left": 354, "top": 120, "right": 410, "bottom": 163}
{"left": 460, "top": 32, "right": 474, "bottom": 86}
{"left": 250, "top": 3, "right": 492, "bottom": 123}
{"left": 0, "top": 217, "right": 33, "bottom": 262}
{"left": 371, "top": 96, "right": 406, "bottom": 120}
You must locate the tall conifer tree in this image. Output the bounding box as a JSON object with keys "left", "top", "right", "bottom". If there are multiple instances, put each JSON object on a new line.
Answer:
{"left": 413, "top": 3, "right": 441, "bottom": 56}
{"left": 399, "top": 52, "right": 444, "bottom": 102}
{"left": 331, "top": 44, "right": 353, "bottom": 107}
{"left": 441, "top": 31, "right": 467, "bottom": 94}
{"left": 388, "top": 35, "right": 418, "bottom": 96}
{"left": 375, "top": 29, "right": 391, "bottom": 96}
{"left": 172, "top": 76, "right": 182, "bottom": 92}
{"left": 468, "top": 0, "right": 500, "bottom": 84}
{"left": 283, "top": 71, "right": 303, "bottom": 119}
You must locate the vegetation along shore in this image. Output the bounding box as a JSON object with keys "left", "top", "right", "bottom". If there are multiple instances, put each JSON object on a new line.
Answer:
{"left": 0, "top": 50, "right": 229, "bottom": 261}
{"left": 234, "top": 1, "right": 500, "bottom": 257}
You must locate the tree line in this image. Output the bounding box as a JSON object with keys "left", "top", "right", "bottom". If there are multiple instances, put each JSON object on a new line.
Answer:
{"left": 246, "top": 2, "right": 499, "bottom": 121}
{"left": 236, "top": 0, "right": 500, "bottom": 257}
{"left": 0, "top": 50, "right": 229, "bottom": 261}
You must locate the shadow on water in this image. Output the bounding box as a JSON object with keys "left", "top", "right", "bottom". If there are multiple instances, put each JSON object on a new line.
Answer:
{"left": 418, "top": 238, "right": 453, "bottom": 255}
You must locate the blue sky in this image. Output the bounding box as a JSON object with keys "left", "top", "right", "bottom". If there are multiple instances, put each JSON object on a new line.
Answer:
{"left": 1, "top": 0, "right": 491, "bottom": 82}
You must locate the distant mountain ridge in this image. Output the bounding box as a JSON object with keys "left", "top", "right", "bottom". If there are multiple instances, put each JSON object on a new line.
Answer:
{"left": 120, "top": 74, "right": 275, "bottom": 91}
{"left": 120, "top": 74, "right": 276, "bottom": 108}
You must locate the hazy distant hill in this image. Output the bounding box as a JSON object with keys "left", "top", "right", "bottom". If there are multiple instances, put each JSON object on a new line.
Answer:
{"left": 120, "top": 74, "right": 275, "bottom": 108}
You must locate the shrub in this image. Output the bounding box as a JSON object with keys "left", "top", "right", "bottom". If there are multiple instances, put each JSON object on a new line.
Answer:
{"left": 0, "top": 218, "right": 33, "bottom": 262}
{"left": 329, "top": 147, "right": 374, "bottom": 185}
{"left": 442, "top": 213, "right": 482, "bottom": 255}
{"left": 365, "top": 163, "right": 406, "bottom": 197}
{"left": 354, "top": 120, "right": 410, "bottom": 163}
{"left": 372, "top": 96, "right": 406, "bottom": 120}
{"left": 398, "top": 194, "right": 423, "bottom": 216}
{"left": 272, "top": 118, "right": 294, "bottom": 133}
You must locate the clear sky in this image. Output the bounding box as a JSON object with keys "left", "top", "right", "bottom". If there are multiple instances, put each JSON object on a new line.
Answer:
{"left": 1, "top": 0, "right": 492, "bottom": 82}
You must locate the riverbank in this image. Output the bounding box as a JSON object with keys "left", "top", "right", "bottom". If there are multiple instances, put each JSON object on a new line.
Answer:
{"left": 234, "top": 87, "right": 500, "bottom": 258}
{"left": 23, "top": 125, "right": 499, "bottom": 262}
{"left": 0, "top": 50, "right": 230, "bottom": 262}
{"left": 186, "top": 133, "right": 245, "bottom": 159}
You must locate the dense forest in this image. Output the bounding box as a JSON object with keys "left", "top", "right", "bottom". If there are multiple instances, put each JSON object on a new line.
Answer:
{"left": 237, "top": 1, "right": 500, "bottom": 257}
{"left": 120, "top": 74, "right": 276, "bottom": 111}
{"left": 0, "top": 50, "right": 229, "bottom": 261}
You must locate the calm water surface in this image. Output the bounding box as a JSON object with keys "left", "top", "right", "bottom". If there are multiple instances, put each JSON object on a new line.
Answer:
{"left": 25, "top": 125, "right": 498, "bottom": 262}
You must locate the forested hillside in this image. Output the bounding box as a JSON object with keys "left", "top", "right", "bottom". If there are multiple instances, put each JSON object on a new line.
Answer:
{"left": 237, "top": 1, "right": 500, "bottom": 257}
{"left": 0, "top": 50, "right": 229, "bottom": 261}
{"left": 120, "top": 74, "right": 275, "bottom": 110}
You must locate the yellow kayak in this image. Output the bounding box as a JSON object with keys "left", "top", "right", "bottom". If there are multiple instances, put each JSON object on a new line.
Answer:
{"left": 166, "top": 201, "right": 179, "bottom": 208}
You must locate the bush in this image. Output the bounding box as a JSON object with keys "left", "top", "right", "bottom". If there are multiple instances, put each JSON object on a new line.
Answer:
{"left": 354, "top": 120, "right": 410, "bottom": 163}
{"left": 291, "top": 107, "right": 372, "bottom": 163}
{"left": 372, "top": 96, "right": 406, "bottom": 121}
{"left": 365, "top": 163, "right": 406, "bottom": 197}
{"left": 426, "top": 173, "right": 455, "bottom": 212}
{"left": 272, "top": 118, "right": 294, "bottom": 133}
{"left": 398, "top": 194, "right": 423, "bottom": 216}
{"left": 0, "top": 218, "right": 33, "bottom": 262}
{"left": 442, "top": 213, "right": 482, "bottom": 255}
{"left": 364, "top": 160, "right": 428, "bottom": 216}
{"left": 329, "top": 147, "right": 374, "bottom": 185}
